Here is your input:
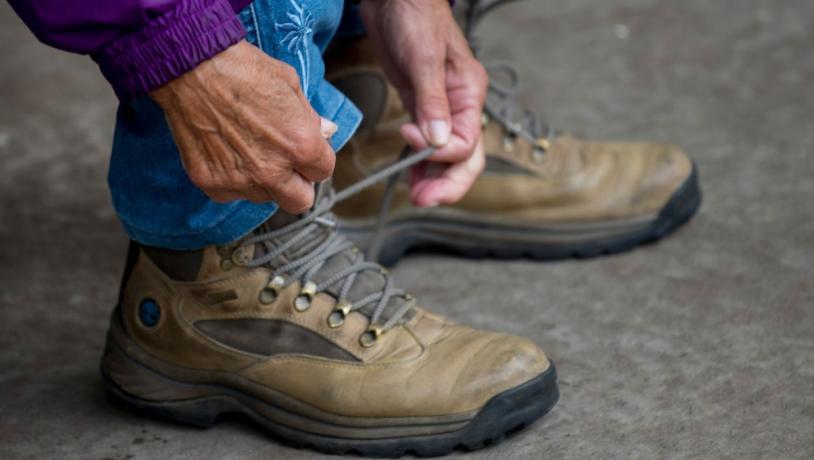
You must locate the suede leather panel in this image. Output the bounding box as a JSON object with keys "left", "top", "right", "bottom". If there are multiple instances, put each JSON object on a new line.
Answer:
{"left": 196, "top": 318, "right": 360, "bottom": 361}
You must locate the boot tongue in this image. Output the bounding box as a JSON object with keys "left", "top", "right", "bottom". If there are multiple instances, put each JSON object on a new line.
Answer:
{"left": 249, "top": 182, "right": 410, "bottom": 324}
{"left": 259, "top": 210, "right": 301, "bottom": 231}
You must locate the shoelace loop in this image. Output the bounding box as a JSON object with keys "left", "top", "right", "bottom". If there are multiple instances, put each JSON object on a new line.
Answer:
{"left": 239, "top": 147, "right": 436, "bottom": 345}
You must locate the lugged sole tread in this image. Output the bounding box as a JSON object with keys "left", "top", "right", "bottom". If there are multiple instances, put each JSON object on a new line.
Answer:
{"left": 355, "top": 164, "right": 702, "bottom": 266}
{"left": 103, "top": 360, "right": 558, "bottom": 458}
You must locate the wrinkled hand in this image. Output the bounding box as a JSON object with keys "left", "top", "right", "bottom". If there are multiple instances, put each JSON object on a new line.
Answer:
{"left": 150, "top": 40, "right": 337, "bottom": 213}
{"left": 360, "top": 0, "right": 487, "bottom": 207}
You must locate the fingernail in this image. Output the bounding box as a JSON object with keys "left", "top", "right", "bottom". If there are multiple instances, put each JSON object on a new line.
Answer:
{"left": 424, "top": 200, "right": 440, "bottom": 208}
{"left": 321, "top": 117, "right": 338, "bottom": 138}
{"left": 427, "top": 120, "right": 450, "bottom": 146}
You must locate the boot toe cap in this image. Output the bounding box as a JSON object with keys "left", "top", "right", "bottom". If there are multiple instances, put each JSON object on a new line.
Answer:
{"left": 442, "top": 330, "right": 552, "bottom": 412}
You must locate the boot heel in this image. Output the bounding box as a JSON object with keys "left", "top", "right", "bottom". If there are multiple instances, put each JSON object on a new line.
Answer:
{"left": 100, "top": 340, "right": 224, "bottom": 428}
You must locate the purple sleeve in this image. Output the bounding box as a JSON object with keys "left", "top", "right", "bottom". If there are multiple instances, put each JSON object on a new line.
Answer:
{"left": 8, "top": 0, "right": 250, "bottom": 101}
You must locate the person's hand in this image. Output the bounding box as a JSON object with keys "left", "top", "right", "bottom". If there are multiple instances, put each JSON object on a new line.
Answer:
{"left": 150, "top": 40, "right": 337, "bottom": 213}
{"left": 360, "top": 0, "right": 488, "bottom": 207}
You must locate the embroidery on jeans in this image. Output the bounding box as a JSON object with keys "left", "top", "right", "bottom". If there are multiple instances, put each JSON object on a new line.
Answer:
{"left": 275, "top": 0, "right": 314, "bottom": 95}
{"left": 249, "top": 3, "right": 263, "bottom": 49}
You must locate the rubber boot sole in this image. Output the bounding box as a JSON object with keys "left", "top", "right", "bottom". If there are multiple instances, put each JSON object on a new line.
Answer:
{"left": 101, "top": 336, "right": 559, "bottom": 458}
{"left": 342, "top": 164, "right": 702, "bottom": 266}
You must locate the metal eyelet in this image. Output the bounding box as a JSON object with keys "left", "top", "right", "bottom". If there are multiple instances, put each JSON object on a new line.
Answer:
{"left": 327, "top": 300, "right": 352, "bottom": 328}
{"left": 259, "top": 275, "right": 285, "bottom": 305}
{"left": 502, "top": 134, "right": 516, "bottom": 153}
{"left": 359, "top": 325, "right": 383, "bottom": 348}
{"left": 294, "top": 281, "right": 317, "bottom": 312}
{"left": 231, "top": 245, "right": 253, "bottom": 266}
{"left": 535, "top": 138, "right": 551, "bottom": 151}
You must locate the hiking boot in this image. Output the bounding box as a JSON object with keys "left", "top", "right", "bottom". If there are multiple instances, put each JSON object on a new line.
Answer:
{"left": 101, "top": 176, "right": 558, "bottom": 457}
{"left": 325, "top": 32, "right": 701, "bottom": 265}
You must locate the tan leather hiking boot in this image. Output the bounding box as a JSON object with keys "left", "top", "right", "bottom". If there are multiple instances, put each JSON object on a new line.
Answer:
{"left": 101, "top": 180, "right": 558, "bottom": 457}
{"left": 325, "top": 34, "right": 701, "bottom": 265}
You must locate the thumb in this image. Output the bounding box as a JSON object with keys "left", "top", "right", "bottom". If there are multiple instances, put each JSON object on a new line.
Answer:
{"left": 411, "top": 60, "right": 451, "bottom": 147}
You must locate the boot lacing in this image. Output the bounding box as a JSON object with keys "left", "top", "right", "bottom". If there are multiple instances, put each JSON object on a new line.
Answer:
{"left": 239, "top": 147, "right": 435, "bottom": 346}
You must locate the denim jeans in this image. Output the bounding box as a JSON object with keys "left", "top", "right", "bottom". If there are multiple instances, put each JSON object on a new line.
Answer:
{"left": 108, "top": 0, "right": 363, "bottom": 250}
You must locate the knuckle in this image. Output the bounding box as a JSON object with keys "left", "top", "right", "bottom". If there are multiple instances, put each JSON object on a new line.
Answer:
{"left": 294, "top": 186, "right": 315, "bottom": 209}
{"left": 320, "top": 151, "right": 336, "bottom": 174}
{"left": 296, "top": 133, "right": 319, "bottom": 154}
{"left": 308, "top": 151, "right": 336, "bottom": 181}
{"left": 293, "top": 135, "right": 326, "bottom": 164}
{"left": 297, "top": 195, "right": 314, "bottom": 212}
{"left": 311, "top": 164, "right": 333, "bottom": 182}
{"left": 292, "top": 202, "right": 311, "bottom": 214}
{"left": 282, "top": 194, "right": 312, "bottom": 214}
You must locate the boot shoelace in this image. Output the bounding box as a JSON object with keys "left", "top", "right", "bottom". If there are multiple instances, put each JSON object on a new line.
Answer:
{"left": 465, "top": 0, "right": 556, "bottom": 160}
{"left": 238, "top": 146, "right": 434, "bottom": 347}
{"left": 233, "top": 0, "right": 539, "bottom": 347}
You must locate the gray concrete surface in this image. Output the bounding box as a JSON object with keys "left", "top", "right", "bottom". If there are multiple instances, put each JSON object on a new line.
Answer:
{"left": 1, "top": 0, "right": 812, "bottom": 458}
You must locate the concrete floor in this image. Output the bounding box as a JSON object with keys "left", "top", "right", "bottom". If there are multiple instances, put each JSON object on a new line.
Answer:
{"left": 1, "top": 0, "right": 812, "bottom": 458}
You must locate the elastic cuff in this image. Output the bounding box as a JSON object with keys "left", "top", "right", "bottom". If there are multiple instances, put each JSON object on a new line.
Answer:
{"left": 92, "top": 0, "right": 245, "bottom": 102}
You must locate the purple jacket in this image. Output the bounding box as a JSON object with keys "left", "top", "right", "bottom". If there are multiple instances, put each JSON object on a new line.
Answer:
{"left": 9, "top": 0, "right": 252, "bottom": 101}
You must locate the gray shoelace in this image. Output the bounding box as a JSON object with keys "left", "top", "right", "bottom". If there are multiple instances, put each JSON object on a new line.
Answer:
{"left": 239, "top": 146, "right": 434, "bottom": 335}
{"left": 465, "top": 0, "right": 556, "bottom": 152}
